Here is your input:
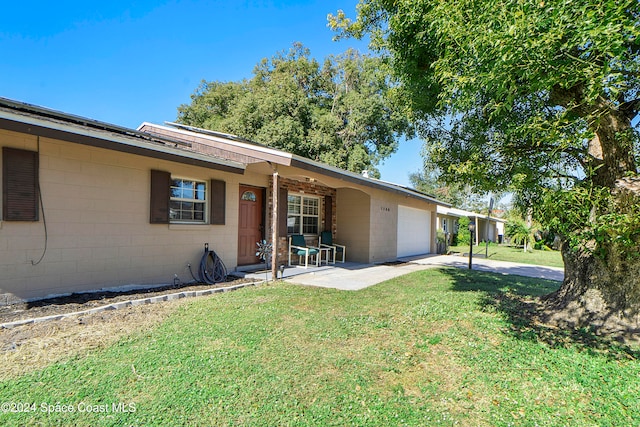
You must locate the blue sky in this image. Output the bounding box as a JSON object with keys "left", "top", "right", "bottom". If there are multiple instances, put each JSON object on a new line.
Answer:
{"left": 0, "top": 0, "right": 423, "bottom": 186}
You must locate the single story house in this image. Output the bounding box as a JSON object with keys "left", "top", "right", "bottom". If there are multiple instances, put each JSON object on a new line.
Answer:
{"left": 0, "top": 97, "right": 447, "bottom": 302}
{"left": 436, "top": 205, "right": 506, "bottom": 244}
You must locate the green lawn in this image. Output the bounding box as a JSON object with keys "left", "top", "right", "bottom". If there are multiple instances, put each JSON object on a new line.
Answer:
{"left": 448, "top": 243, "right": 564, "bottom": 268}
{"left": 2, "top": 269, "right": 638, "bottom": 426}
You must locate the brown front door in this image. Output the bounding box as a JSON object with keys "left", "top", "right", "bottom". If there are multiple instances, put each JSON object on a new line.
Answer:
{"left": 238, "top": 186, "right": 264, "bottom": 265}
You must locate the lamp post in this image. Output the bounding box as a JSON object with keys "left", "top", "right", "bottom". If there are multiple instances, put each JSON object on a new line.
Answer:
{"left": 485, "top": 197, "right": 494, "bottom": 259}
{"left": 468, "top": 222, "right": 475, "bottom": 270}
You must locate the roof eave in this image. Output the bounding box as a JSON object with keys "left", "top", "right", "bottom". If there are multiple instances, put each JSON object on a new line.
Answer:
{"left": 289, "top": 155, "right": 450, "bottom": 206}
{"left": 0, "top": 100, "right": 245, "bottom": 174}
{"left": 138, "top": 122, "right": 293, "bottom": 166}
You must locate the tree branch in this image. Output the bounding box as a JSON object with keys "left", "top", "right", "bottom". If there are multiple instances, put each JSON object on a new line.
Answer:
{"left": 619, "top": 98, "right": 640, "bottom": 121}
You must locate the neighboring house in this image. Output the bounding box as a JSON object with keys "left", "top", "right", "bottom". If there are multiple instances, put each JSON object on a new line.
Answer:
{"left": 436, "top": 206, "right": 506, "bottom": 244}
{"left": 0, "top": 97, "right": 447, "bottom": 302}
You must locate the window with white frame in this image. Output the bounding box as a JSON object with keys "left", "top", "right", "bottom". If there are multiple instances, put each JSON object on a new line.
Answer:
{"left": 170, "top": 178, "right": 207, "bottom": 222}
{"left": 287, "top": 194, "right": 319, "bottom": 235}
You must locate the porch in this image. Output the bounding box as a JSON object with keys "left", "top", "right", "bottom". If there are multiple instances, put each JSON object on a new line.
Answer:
{"left": 234, "top": 258, "right": 430, "bottom": 290}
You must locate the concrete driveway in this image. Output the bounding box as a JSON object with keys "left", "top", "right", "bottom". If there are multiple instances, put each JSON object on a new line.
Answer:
{"left": 244, "top": 254, "right": 564, "bottom": 291}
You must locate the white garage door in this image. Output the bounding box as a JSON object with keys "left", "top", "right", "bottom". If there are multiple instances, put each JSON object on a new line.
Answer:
{"left": 397, "top": 206, "right": 431, "bottom": 257}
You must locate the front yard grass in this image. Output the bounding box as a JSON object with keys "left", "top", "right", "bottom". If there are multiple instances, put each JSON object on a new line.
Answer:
{"left": 448, "top": 243, "right": 564, "bottom": 268}
{"left": 1, "top": 268, "right": 638, "bottom": 426}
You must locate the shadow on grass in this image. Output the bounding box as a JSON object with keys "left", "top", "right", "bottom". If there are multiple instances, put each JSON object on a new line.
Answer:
{"left": 440, "top": 267, "right": 640, "bottom": 361}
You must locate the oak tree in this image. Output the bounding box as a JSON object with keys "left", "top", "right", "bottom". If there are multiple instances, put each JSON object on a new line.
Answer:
{"left": 331, "top": 0, "right": 640, "bottom": 334}
{"left": 177, "top": 43, "right": 412, "bottom": 177}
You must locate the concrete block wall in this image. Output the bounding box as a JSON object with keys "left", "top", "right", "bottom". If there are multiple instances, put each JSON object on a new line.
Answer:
{"left": 0, "top": 129, "right": 243, "bottom": 302}
{"left": 369, "top": 196, "right": 398, "bottom": 263}
{"left": 336, "top": 188, "right": 371, "bottom": 263}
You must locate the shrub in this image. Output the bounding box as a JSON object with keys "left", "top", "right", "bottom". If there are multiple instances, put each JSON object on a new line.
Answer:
{"left": 457, "top": 216, "right": 471, "bottom": 246}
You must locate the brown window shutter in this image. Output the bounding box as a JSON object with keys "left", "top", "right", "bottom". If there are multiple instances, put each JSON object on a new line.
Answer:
{"left": 324, "top": 195, "right": 333, "bottom": 232}
{"left": 2, "top": 147, "right": 39, "bottom": 221}
{"left": 210, "top": 179, "right": 226, "bottom": 225}
{"left": 150, "top": 170, "right": 170, "bottom": 224}
{"left": 278, "top": 187, "right": 288, "bottom": 238}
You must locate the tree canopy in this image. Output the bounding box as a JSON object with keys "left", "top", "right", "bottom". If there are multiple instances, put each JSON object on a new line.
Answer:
{"left": 331, "top": 0, "right": 639, "bottom": 189}
{"left": 408, "top": 170, "right": 496, "bottom": 212}
{"left": 330, "top": 0, "right": 640, "bottom": 249}
{"left": 331, "top": 0, "right": 640, "bottom": 331}
{"left": 177, "top": 43, "right": 413, "bottom": 177}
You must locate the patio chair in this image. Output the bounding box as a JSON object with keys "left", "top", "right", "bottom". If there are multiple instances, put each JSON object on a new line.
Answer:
{"left": 289, "top": 234, "right": 320, "bottom": 268}
{"left": 319, "top": 231, "right": 346, "bottom": 263}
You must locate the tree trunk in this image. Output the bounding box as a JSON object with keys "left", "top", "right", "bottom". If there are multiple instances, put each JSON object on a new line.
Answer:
{"left": 588, "top": 104, "right": 637, "bottom": 188}
{"left": 543, "top": 104, "right": 638, "bottom": 336}
{"left": 541, "top": 177, "right": 640, "bottom": 337}
{"left": 540, "top": 243, "right": 640, "bottom": 337}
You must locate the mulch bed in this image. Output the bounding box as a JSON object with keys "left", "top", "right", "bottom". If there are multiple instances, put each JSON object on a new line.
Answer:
{"left": 0, "top": 276, "right": 257, "bottom": 325}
